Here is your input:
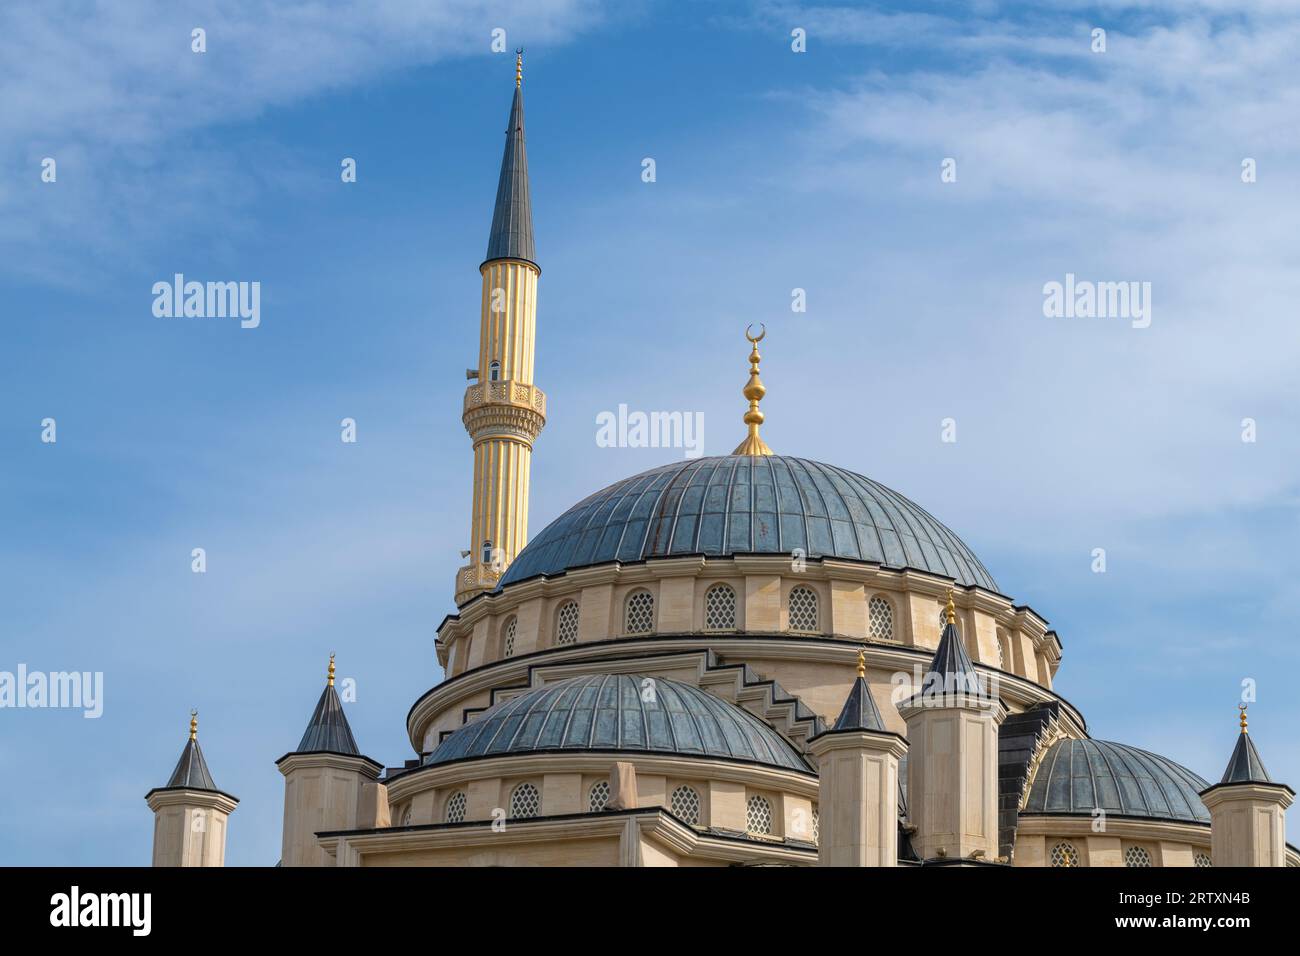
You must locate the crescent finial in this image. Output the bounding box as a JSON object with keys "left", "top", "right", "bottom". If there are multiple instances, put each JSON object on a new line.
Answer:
{"left": 745, "top": 323, "right": 766, "bottom": 344}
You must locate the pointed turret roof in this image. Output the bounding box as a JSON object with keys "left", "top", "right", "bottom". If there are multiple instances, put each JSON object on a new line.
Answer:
{"left": 163, "top": 710, "right": 219, "bottom": 791}
{"left": 1219, "top": 706, "right": 1273, "bottom": 785}
{"left": 829, "top": 650, "right": 887, "bottom": 733}
{"left": 294, "top": 654, "right": 360, "bottom": 755}
{"left": 917, "top": 590, "right": 984, "bottom": 698}
{"left": 484, "top": 52, "right": 535, "bottom": 266}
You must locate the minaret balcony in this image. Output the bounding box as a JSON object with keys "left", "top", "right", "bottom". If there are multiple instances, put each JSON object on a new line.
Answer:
{"left": 462, "top": 380, "right": 547, "bottom": 442}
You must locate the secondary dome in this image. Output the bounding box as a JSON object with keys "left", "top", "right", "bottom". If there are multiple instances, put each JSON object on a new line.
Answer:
{"left": 499, "top": 455, "right": 997, "bottom": 590}
{"left": 425, "top": 673, "right": 811, "bottom": 772}
{"left": 1022, "top": 738, "right": 1211, "bottom": 824}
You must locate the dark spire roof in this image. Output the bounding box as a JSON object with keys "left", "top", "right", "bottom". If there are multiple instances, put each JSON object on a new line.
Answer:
{"left": 918, "top": 605, "right": 985, "bottom": 699}
{"left": 164, "top": 737, "right": 218, "bottom": 791}
{"left": 484, "top": 80, "right": 535, "bottom": 265}
{"left": 1220, "top": 730, "right": 1273, "bottom": 785}
{"left": 829, "top": 653, "right": 887, "bottom": 733}
{"left": 295, "top": 682, "right": 360, "bottom": 755}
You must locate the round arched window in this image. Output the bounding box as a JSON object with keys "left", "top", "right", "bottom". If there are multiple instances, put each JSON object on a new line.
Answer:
{"left": 670, "top": 786, "right": 701, "bottom": 826}
{"left": 705, "top": 584, "right": 737, "bottom": 631}
{"left": 746, "top": 794, "right": 773, "bottom": 835}
{"left": 509, "top": 783, "right": 541, "bottom": 819}
{"left": 502, "top": 616, "right": 517, "bottom": 658}
{"left": 1050, "top": 841, "right": 1079, "bottom": 867}
{"left": 445, "top": 791, "right": 467, "bottom": 824}
{"left": 868, "top": 596, "right": 894, "bottom": 641}
{"left": 1124, "top": 846, "right": 1153, "bottom": 868}
{"left": 788, "top": 586, "right": 818, "bottom": 633}
{"left": 555, "top": 600, "right": 580, "bottom": 646}
{"left": 624, "top": 590, "right": 655, "bottom": 635}
{"left": 589, "top": 780, "right": 611, "bottom": 812}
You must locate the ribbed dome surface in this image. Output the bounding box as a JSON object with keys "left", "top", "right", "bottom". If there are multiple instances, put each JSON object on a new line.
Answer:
{"left": 425, "top": 674, "right": 810, "bottom": 772}
{"left": 1023, "top": 738, "right": 1211, "bottom": 824}
{"left": 499, "top": 456, "right": 997, "bottom": 590}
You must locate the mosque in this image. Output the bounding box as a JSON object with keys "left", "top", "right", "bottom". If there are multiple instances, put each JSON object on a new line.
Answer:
{"left": 144, "top": 57, "right": 1295, "bottom": 868}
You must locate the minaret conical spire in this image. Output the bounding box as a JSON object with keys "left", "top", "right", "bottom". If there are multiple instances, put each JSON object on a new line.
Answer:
{"left": 293, "top": 654, "right": 360, "bottom": 755}
{"left": 162, "top": 710, "right": 219, "bottom": 791}
{"left": 485, "top": 49, "right": 535, "bottom": 265}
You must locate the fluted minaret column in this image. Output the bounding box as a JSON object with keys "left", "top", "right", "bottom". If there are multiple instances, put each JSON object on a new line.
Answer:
{"left": 456, "top": 51, "right": 546, "bottom": 605}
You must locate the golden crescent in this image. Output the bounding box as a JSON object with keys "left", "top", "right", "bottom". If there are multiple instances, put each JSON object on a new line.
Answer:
{"left": 745, "top": 323, "right": 766, "bottom": 344}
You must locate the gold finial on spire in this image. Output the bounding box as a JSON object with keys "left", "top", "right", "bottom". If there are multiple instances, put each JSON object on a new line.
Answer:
{"left": 945, "top": 588, "right": 956, "bottom": 625}
{"left": 189, "top": 709, "right": 198, "bottom": 741}
{"left": 328, "top": 653, "right": 336, "bottom": 687}
{"left": 856, "top": 646, "right": 867, "bottom": 680}
{"left": 1238, "top": 703, "right": 1248, "bottom": 734}
{"left": 516, "top": 48, "right": 523, "bottom": 88}
{"left": 732, "top": 324, "right": 774, "bottom": 456}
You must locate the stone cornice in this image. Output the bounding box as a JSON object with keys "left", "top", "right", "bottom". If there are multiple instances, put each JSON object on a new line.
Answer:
{"left": 1015, "top": 813, "right": 1210, "bottom": 843}
{"left": 276, "top": 751, "right": 383, "bottom": 778}
{"left": 144, "top": 787, "right": 239, "bottom": 814}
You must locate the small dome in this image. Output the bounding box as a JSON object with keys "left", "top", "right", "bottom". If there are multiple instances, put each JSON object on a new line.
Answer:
{"left": 1023, "top": 738, "right": 1211, "bottom": 824}
{"left": 499, "top": 455, "right": 997, "bottom": 591}
{"left": 425, "top": 673, "right": 811, "bottom": 773}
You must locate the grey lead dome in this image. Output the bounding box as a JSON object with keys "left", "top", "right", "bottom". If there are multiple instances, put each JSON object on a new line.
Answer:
{"left": 499, "top": 455, "right": 998, "bottom": 591}
{"left": 425, "top": 674, "right": 812, "bottom": 772}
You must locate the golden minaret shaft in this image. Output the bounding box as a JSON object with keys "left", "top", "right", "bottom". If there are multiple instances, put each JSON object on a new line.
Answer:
{"left": 456, "top": 53, "right": 546, "bottom": 605}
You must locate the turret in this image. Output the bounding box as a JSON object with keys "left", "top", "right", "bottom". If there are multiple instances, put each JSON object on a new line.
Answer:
{"left": 1199, "top": 706, "right": 1293, "bottom": 867}
{"left": 144, "top": 711, "right": 238, "bottom": 867}
{"left": 455, "top": 50, "right": 546, "bottom": 605}
{"left": 808, "top": 649, "right": 908, "bottom": 865}
{"left": 276, "top": 655, "right": 385, "bottom": 866}
{"left": 897, "top": 589, "right": 1006, "bottom": 863}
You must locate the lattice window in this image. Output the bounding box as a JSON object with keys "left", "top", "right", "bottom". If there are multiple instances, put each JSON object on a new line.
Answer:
{"left": 996, "top": 632, "right": 1007, "bottom": 669}
{"left": 788, "top": 586, "right": 818, "bottom": 633}
{"left": 445, "top": 791, "right": 466, "bottom": 824}
{"left": 1050, "top": 841, "right": 1079, "bottom": 867}
{"left": 812, "top": 806, "right": 820, "bottom": 845}
{"left": 746, "top": 794, "right": 773, "bottom": 834}
{"left": 555, "top": 601, "right": 579, "bottom": 646}
{"left": 1124, "top": 845, "right": 1152, "bottom": 868}
{"left": 704, "top": 584, "right": 737, "bottom": 631}
{"left": 401, "top": 805, "right": 412, "bottom": 826}
{"left": 869, "top": 596, "right": 894, "bottom": 641}
{"left": 1194, "top": 853, "right": 1212, "bottom": 868}
{"left": 670, "top": 786, "right": 701, "bottom": 825}
{"left": 589, "top": 780, "right": 611, "bottom": 812}
{"left": 509, "top": 783, "right": 540, "bottom": 819}
{"left": 624, "top": 590, "right": 655, "bottom": 635}
{"left": 502, "top": 616, "right": 517, "bottom": 658}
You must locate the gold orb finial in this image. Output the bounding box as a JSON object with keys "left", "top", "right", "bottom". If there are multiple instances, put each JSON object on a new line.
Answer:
{"left": 945, "top": 588, "right": 956, "bottom": 625}
{"left": 516, "top": 48, "right": 523, "bottom": 88}
{"left": 1238, "top": 703, "right": 1248, "bottom": 734}
{"left": 328, "top": 653, "right": 336, "bottom": 687}
{"left": 856, "top": 647, "right": 866, "bottom": 680}
{"left": 189, "top": 709, "right": 198, "bottom": 741}
{"left": 732, "top": 324, "right": 774, "bottom": 456}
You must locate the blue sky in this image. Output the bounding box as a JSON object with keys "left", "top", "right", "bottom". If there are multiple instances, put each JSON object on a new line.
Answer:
{"left": 2, "top": 0, "right": 1297, "bottom": 865}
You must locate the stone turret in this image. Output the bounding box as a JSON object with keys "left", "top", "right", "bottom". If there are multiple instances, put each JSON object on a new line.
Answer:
{"left": 276, "top": 655, "right": 385, "bottom": 866}
{"left": 1199, "top": 706, "right": 1293, "bottom": 867}
{"left": 145, "top": 711, "right": 238, "bottom": 867}
{"left": 808, "top": 648, "right": 907, "bottom": 866}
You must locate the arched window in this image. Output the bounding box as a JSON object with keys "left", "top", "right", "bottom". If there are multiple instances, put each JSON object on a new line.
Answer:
{"left": 1124, "top": 846, "right": 1152, "bottom": 867}
{"left": 445, "top": 791, "right": 467, "bottom": 824}
{"left": 488, "top": 360, "right": 501, "bottom": 382}
{"left": 811, "top": 805, "right": 820, "bottom": 845}
{"left": 1050, "top": 841, "right": 1079, "bottom": 867}
{"left": 670, "top": 786, "right": 700, "bottom": 826}
{"left": 996, "top": 631, "right": 1009, "bottom": 670}
{"left": 868, "top": 595, "right": 894, "bottom": 641}
{"left": 624, "top": 590, "right": 655, "bottom": 635}
{"left": 704, "top": 584, "right": 737, "bottom": 631}
{"left": 509, "top": 783, "right": 541, "bottom": 819}
{"left": 401, "top": 805, "right": 413, "bottom": 826}
{"left": 555, "top": 600, "right": 580, "bottom": 646}
{"left": 481, "top": 540, "right": 494, "bottom": 565}
{"left": 788, "top": 586, "right": 818, "bottom": 633}
{"left": 502, "top": 616, "right": 517, "bottom": 658}
{"left": 1194, "top": 852, "right": 1212, "bottom": 868}
{"left": 746, "top": 794, "right": 773, "bottom": 835}
{"left": 588, "top": 780, "right": 611, "bottom": 812}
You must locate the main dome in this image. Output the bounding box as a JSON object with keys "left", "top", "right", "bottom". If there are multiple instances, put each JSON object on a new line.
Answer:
{"left": 499, "top": 455, "right": 997, "bottom": 591}
{"left": 425, "top": 673, "right": 811, "bottom": 772}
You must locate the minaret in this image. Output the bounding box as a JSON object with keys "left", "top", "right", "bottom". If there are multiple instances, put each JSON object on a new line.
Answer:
{"left": 808, "top": 649, "right": 908, "bottom": 866}
{"left": 456, "top": 50, "right": 546, "bottom": 605}
{"left": 276, "top": 655, "right": 385, "bottom": 867}
{"left": 144, "top": 711, "right": 238, "bottom": 867}
{"left": 1199, "top": 705, "right": 1294, "bottom": 867}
